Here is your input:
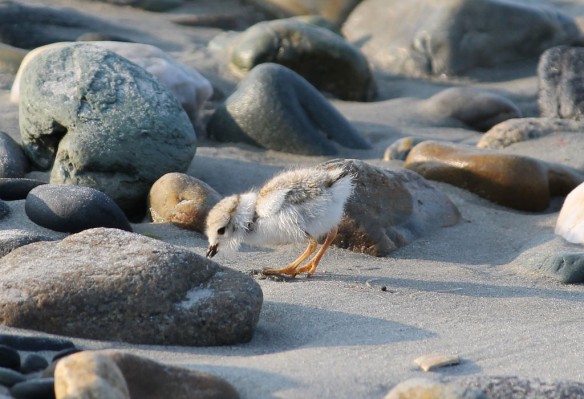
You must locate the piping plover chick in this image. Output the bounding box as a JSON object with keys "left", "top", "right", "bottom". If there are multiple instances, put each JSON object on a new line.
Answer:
{"left": 205, "top": 163, "right": 354, "bottom": 277}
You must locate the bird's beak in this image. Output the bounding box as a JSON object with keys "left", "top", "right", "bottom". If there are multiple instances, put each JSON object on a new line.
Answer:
{"left": 206, "top": 243, "right": 218, "bottom": 258}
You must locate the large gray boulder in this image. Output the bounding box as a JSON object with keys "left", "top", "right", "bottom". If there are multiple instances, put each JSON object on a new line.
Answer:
{"left": 343, "top": 0, "right": 581, "bottom": 77}
{"left": 0, "top": 228, "right": 263, "bottom": 346}
{"left": 19, "top": 43, "right": 197, "bottom": 216}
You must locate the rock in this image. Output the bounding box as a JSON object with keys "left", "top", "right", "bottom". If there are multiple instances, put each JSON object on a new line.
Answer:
{"left": 10, "top": 378, "right": 55, "bottom": 399}
{"left": 54, "top": 352, "right": 130, "bottom": 399}
{"left": 25, "top": 184, "right": 133, "bottom": 234}
{"left": 245, "top": 0, "right": 361, "bottom": 27}
{"left": 383, "top": 137, "right": 426, "bottom": 161}
{"left": 0, "top": 345, "right": 20, "bottom": 371}
{"left": 18, "top": 43, "right": 196, "bottom": 216}
{"left": 87, "top": 0, "right": 184, "bottom": 12}
{"left": 451, "top": 375, "right": 584, "bottom": 398}
{"left": 229, "top": 18, "right": 375, "bottom": 101}
{"left": 0, "top": 229, "right": 56, "bottom": 258}
{"left": 52, "top": 348, "right": 83, "bottom": 363}
{"left": 343, "top": 0, "right": 581, "bottom": 77}
{"left": 537, "top": 253, "right": 584, "bottom": 284}
{"left": 0, "top": 200, "right": 8, "bottom": 221}
{"left": 0, "top": 228, "right": 263, "bottom": 346}
{"left": 477, "top": 117, "right": 584, "bottom": 149}
{"left": 0, "top": 334, "right": 74, "bottom": 352}
{"left": 404, "top": 141, "right": 584, "bottom": 212}
{"left": 0, "top": 131, "right": 28, "bottom": 178}
{"left": 538, "top": 46, "right": 584, "bottom": 120}
{"left": 11, "top": 41, "right": 213, "bottom": 124}
{"left": 414, "top": 353, "right": 461, "bottom": 372}
{"left": 384, "top": 378, "right": 486, "bottom": 399}
{"left": 207, "top": 63, "right": 370, "bottom": 155}
{"left": 327, "top": 159, "right": 460, "bottom": 256}
{"left": 20, "top": 354, "right": 49, "bottom": 374}
{"left": 0, "top": 179, "right": 46, "bottom": 201}
{"left": 421, "top": 88, "right": 521, "bottom": 132}
{"left": 0, "top": 368, "right": 25, "bottom": 387}
{"left": 556, "top": 183, "right": 584, "bottom": 244}
{"left": 0, "top": 1, "right": 132, "bottom": 49}
{"left": 148, "top": 173, "right": 222, "bottom": 233}
{"left": 64, "top": 350, "right": 241, "bottom": 399}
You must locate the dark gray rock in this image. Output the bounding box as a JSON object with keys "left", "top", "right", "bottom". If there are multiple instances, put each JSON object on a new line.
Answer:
{"left": 0, "top": 346, "right": 19, "bottom": 371}
{"left": 0, "top": 178, "right": 46, "bottom": 200}
{"left": 0, "top": 367, "right": 25, "bottom": 387}
{"left": 25, "top": 185, "right": 132, "bottom": 234}
{"left": 0, "top": 200, "right": 8, "bottom": 220}
{"left": 0, "top": 0, "right": 133, "bottom": 49}
{"left": 0, "top": 131, "right": 28, "bottom": 178}
{"left": 0, "top": 229, "right": 56, "bottom": 258}
{"left": 455, "top": 375, "right": 584, "bottom": 399}
{"left": 0, "top": 228, "right": 263, "bottom": 346}
{"left": 534, "top": 252, "right": 584, "bottom": 284}
{"left": 87, "top": 0, "right": 184, "bottom": 12}
{"left": 422, "top": 87, "right": 521, "bottom": 132}
{"left": 343, "top": 0, "right": 581, "bottom": 77}
{"left": 19, "top": 43, "right": 196, "bottom": 217}
{"left": 539, "top": 46, "right": 584, "bottom": 120}
{"left": 207, "top": 63, "right": 370, "bottom": 155}
{"left": 230, "top": 18, "right": 376, "bottom": 101}
{"left": 327, "top": 159, "right": 461, "bottom": 256}
{"left": 20, "top": 354, "right": 49, "bottom": 374}
{"left": 0, "top": 334, "right": 74, "bottom": 352}
{"left": 10, "top": 378, "right": 55, "bottom": 399}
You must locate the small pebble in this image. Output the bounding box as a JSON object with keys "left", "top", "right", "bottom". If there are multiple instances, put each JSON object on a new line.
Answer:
{"left": 21, "top": 354, "right": 49, "bottom": 374}
{"left": 10, "top": 378, "right": 55, "bottom": 399}
{"left": 0, "top": 334, "right": 74, "bottom": 352}
{"left": 52, "top": 348, "right": 82, "bottom": 363}
{"left": 0, "top": 367, "right": 26, "bottom": 387}
{"left": 0, "top": 345, "right": 20, "bottom": 371}
{"left": 414, "top": 353, "right": 461, "bottom": 372}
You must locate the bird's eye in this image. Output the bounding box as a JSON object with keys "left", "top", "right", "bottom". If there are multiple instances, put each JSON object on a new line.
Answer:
{"left": 217, "top": 227, "right": 226, "bottom": 235}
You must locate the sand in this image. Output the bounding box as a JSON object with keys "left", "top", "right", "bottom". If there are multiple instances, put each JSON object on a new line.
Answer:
{"left": 2, "top": 1, "right": 584, "bottom": 398}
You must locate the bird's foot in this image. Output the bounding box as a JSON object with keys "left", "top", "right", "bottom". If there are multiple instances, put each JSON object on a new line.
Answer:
{"left": 293, "top": 260, "right": 318, "bottom": 276}
{"left": 261, "top": 265, "right": 300, "bottom": 278}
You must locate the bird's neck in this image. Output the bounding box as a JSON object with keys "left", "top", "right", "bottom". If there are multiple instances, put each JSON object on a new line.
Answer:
{"left": 235, "top": 192, "right": 258, "bottom": 228}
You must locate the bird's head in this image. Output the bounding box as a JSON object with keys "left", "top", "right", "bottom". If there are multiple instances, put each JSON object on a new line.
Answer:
{"left": 205, "top": 193, "right": 256, "bottom": 258}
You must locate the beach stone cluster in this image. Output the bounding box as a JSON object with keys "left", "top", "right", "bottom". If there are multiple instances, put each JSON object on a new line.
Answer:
{"left": 0, "top": 228, "right": 262, "bottom": 346}
{"left": 0, "top": 333, "right": 239, "bottom": 399}
{"left": 18, "top": 43, "right": 197, "bottom": 217}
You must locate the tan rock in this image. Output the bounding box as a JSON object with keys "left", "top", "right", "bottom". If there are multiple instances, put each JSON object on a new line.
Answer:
{"left": 148, "top": 172, "right": 221, "bottom": 233}
{"left": 404, "top": 141, "right": 584, "bottom": 212}
{"left": 556, "top": 182, "right": 584, "bottom": 244}
{"left": 54, "top": 351, "right": 130, "bottom": 399}
{"left": 384, "top": 378, "right": 478, "bottom": 399}
{"left": 414, "top": 353, "right": 461, "bottom": 372}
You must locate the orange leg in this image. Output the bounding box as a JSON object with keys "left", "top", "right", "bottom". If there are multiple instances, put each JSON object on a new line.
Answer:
{"left": 295, "top": 226, "right": 338, "bottom": 276}
{"left": 262, "top": 238, "right": 318, "bottom": 277}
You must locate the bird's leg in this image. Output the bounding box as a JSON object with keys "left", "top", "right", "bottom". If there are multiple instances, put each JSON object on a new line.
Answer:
{"left": 262, "top": 238, "right": 318, "bottom": 277}
{"left": 295, "top": 226, "right": 338, "bottom": 276}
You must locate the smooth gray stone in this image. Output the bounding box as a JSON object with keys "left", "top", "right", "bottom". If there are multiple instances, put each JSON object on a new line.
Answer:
{"left": 0, "top": 131, "right": 28, "bottom": 178}
{"left": 207, "top": 63, "right": 370, "bottom": 155}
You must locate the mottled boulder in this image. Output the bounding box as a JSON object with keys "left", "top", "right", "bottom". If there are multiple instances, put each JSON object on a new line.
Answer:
{"left": 19, "top": 43, "right": 196, "bottom": 216}
{"left": 421, "top": 88, "right": 521, "bottom": 132}
{"left": 0, "top": 228, "right": 263, "bottom": 346}
{"left": 404, "top": 141, "right": 584, "bottom": 212}
{"left": 11, "top": 41, "right": 213, "bottom": 124}
{"left": 57, "top": 350, "right": 241, "bottom": 399}
{"left": 0, "top": 131, "right": 28, "bottom": 178}
{"left": 148, "top": 173, "right": 221, "bottom": 233}
{"left": 343, "top": 0, "right": 581, "bottom": 77}
{"left": 25, "top": 184, "right": 132, "bottom": 234}
{"left": 477, "top": 118, "right": 584, "bottom": 149}
{"left": 245, "top": 0, "right": 361, "bottom": 27}
{"left": 207, "top": 63, "right": 370, "bottom": 155}
{"left": 55, "top": 352, "right": 130, "bottom": 399}
{"left": 0, "top": 229, "right": 55, "bottom": 258}
{"left": 0, "top": 1, "right": 132, "bottom": 49}
{"left": 328, "top": 159, "right": 460, "bottom": 256}
{"left": 556, "top": 182, "right": 584, "bottom": 245}
{"left": 0, "top": 178, "right": 45, "bottom": 201}
{"left": 229, "top": 18, "right": 375, "bottom": 101}
{"left": 538, "top": 46, "right": 584, "bottom": 120}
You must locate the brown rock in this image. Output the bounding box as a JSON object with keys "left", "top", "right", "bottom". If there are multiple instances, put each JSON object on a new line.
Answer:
{"left": 148, "top": 173, "right": 221, "bottom": 233}
{"left": 327, "top": 159, "right": 461, "bottom": 256}
{"left": 404, "top": 141, "right": 584, "bottom": 212}
{"left": 99, "top": 350, "right": 239, "bottom": 399}
{"left": 54, "top": 351, "right": 130, "bottom": 399}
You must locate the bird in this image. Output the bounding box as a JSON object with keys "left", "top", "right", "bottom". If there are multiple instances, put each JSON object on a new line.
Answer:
{"left": 205, "top": 162, "right": 354, "bottom": 278}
